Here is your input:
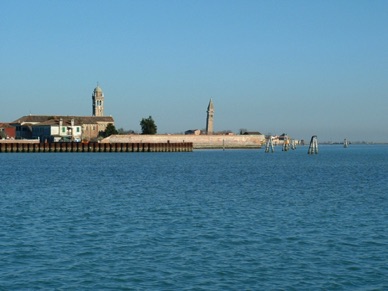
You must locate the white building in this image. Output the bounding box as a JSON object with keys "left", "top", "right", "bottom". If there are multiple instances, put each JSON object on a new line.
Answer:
{"left": 31, "top": 118, "right": 82, "bottom": 142}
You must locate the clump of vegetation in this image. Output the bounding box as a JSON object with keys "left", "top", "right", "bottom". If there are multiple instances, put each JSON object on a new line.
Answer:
{"left": 99, "top": 123, "right": 118, "bottom": 138}
{"left": 140, "top": 116, "right": 157, "bottom": 134}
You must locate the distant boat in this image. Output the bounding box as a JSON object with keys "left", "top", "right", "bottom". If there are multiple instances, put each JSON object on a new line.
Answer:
{"left": 344, "top": 138, "right": 349, "bottom": 148}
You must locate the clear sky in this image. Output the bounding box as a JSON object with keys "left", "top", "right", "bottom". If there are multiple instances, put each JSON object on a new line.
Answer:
{"left": 1, "top": 0, "right": 387, "bottom": 142}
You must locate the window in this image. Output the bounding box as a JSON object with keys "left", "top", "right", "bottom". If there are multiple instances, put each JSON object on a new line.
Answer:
{"left": 62, "top": 127, "right": 65, "bottom": 133}
{"left": 77, "top": 127, "right": 80, "bottom": 132}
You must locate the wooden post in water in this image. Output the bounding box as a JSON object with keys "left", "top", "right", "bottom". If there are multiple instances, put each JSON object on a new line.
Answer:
{"left": 265, "top": 136, "right": 274, "bottom": 153}
{"left": 308, "top": 135, "right": 318, "bottom": 154}
{"left": 291, "top": 139, "right": 296, "bottom": 150}
{"left": 282, "top": 136, "right": 290, "bottom": 151}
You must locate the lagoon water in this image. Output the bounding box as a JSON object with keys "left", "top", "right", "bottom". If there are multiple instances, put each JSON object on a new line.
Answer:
{"left": 0, "top": 145, "right": 387, "bottom": 290}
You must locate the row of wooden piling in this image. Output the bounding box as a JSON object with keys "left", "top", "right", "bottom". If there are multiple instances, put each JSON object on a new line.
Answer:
{"left": 0, "top": 142, "right": 193, "bottom": 153}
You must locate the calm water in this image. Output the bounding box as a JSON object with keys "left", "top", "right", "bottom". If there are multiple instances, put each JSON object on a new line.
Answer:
{"left": 0, "top": 145, "right": 387, "bottom": 290}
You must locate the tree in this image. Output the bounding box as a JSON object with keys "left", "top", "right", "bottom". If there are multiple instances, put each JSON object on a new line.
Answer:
{"left": 140, "top": 116, "right": 157, "bottom": 134}
{"left": 100, "top": 123, "right": 118, "bottom": 138}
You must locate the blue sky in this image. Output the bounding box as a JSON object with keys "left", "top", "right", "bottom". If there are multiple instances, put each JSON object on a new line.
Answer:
{"left": 1, "top": 0, "right": 387, "bottom": 142}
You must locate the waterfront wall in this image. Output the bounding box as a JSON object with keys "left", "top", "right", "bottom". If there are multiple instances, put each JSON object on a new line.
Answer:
{"left": 102, "top": 134, "right": 265, "bottom": 149}
{"left": 0, "top": 142, "right": 193, "bottom": 153}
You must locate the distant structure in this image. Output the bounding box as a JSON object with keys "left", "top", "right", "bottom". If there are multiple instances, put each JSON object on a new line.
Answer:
{"left": 11, "top": 115, "right": 114, "bottom": 142}
{"left": 206, "top": 98, "right": 214, "bottom": 135}
{"left": 185, "top": 129, "right": 201, "bottom": 135}
{"left": 92, "top": 84, "right": 104, "bottom": 116}
{"left": 242, "top": 131, "right": 262, "bottom": 135}
{"left": 10, "top": 85, "right": 114, "bottom": 142}
{"left": 0, "top": 123, "right": 16, "bottom": 139}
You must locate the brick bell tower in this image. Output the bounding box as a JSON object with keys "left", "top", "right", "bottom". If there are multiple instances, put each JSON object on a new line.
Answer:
{"left": 92, "top": 84, "right": 104, "bottom": 116}
{"left": 206, "top": 98, "right": 214, "bottom": 134}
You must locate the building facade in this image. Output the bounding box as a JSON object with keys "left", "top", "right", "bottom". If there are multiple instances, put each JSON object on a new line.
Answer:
{"left": 0, "top": 123, "right": 16, "bottom": 139}
{"left": 31, "top": 118, "right": 82, "bottom": 142}
{"left": 12, "top": 115, "right": 114, "bottom": 142}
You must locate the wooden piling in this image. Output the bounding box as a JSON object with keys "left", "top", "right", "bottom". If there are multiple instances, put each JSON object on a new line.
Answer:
{"left": 0, "top": 142, "right": 193, "bottom": 153}
{"left": 308, "top": 135, "right": 318, "bottom": 154}
{"left": 265, "top": 137, "right": 274, "bottom": 153}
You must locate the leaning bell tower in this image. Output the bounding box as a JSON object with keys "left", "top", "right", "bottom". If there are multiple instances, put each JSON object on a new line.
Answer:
{"left": 206, "top": 98, "right": 214, "bottom": 134}
{"left": 92, "top": 84, "right": 104, "bottom": 116}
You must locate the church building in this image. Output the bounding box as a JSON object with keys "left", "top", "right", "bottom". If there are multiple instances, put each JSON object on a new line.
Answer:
{"left": 11, "top": 85, "right": 114, "bottom": 142}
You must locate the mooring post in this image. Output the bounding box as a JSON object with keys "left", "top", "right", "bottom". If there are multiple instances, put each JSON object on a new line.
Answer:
{"left": 291, "top": 139, "right": 296, "bottom": 150}
{"left": 282, "top": 136, "right": 289, "bottom": 151}
{"left": 265, "top": 136, "right": 274, "bottom": 153}
{"left": 308, "top": 135, "right": 318, "bottom": 154}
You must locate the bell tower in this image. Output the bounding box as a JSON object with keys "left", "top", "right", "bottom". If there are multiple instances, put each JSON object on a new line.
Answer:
{"left": 92, "top": 84, "right": 104, "bottom": 116}
{"left": 206, "top": 98, "right": 214, "bottom": 134}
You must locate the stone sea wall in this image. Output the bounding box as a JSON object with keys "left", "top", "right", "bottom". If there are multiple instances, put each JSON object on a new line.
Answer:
{"left": 0, "top": 139, "right": 39, "bottom": 143}
{"left": 102, "top": 134, "right": 265, "bottom": 149}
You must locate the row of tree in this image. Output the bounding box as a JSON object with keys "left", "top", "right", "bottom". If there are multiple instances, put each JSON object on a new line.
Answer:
{"left": 99, "top": 116, "right": 157, "bottom": 138}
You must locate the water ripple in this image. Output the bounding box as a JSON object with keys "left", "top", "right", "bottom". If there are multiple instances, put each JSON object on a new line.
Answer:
{"left": 0, "top": 148, "right": 387, "bottom": 289}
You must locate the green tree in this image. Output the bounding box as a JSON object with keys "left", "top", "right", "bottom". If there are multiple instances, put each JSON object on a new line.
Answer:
{"left": 140, "top": 116, "right": 157, "bottom": 134}
{"left": 100, "top": 123, "right": 118, "bottom": 138}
